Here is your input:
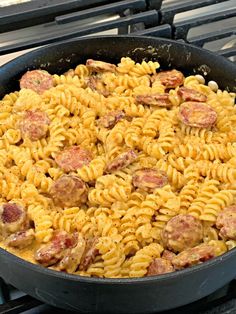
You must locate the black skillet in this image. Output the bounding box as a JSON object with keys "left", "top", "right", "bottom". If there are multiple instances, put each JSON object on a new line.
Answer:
{"left": 0, "top": 36, "right": 236, "bottom": 313}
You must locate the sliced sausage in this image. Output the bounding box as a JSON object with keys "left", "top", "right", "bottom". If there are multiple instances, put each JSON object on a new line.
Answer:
{"left": 132, "top": 168, "right": 168, "bottom": 192}
{"left": 87, "top": 75, "right": 109, "bottom": 97}
{"left": 106, "top": 150, "right": 137, "bottom": 173}
{"left": 172, "top": 244, "right": 215, "bottom": 270}
{"left": 59, "top": 234, "right": 86, "bottom": 273}
{"left": 86, "top": 59, "right": 116, "bottom": 73}
{"left": 162, "top": 250, "right": 176, "bottom": 262}
{"left": 146, "top": 258, "right": 174, "bottom": 276}
{"left": 35, "top": 231, "right": 78, "bottom": 266}
{"left": 19, "top": 110, "right": 50, "bottom": 141}
{"left": 179, "top": 102, "right": 217, "bottom": 128}
{"left": 135, "top": 94, "right": 171, "bottom": 107}
{"left": 216, "top": 205, "right": 236, "bottom": 240}
{"left": 50, "top": 175, "right": 88, "bottom": 207}
{"left": 20, "top": 69, "right": 53, "bottom": 94}
{"left": 98, "top": 110, "right": 125, "bottom": 128}
{"left": 0, "top": 203, "right": 26, "bottom": 236}
{"left": 55, "top": 146, "right": 92, "bottom": 172}
{"left": 80, "top": 237, "right": 99, "bottom": 271}
{"left": 161, "top": 214, "right": 203, "bottom": 253}
{"left": 177, "top": 87, "right": 207, "bottom": 102}
{"left": 6, "top": 229, "right": 35, "bottom": 249}
{"left": 152, "top": 70, "right": 184, "bottom": 89}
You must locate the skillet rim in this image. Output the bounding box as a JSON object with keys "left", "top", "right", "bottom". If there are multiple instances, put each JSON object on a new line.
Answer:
{"left": 1, "top": 35, "right": 236, "bottom": 74}
{"left": 1, "top": 246, "right": 236, "bottom": 284}
{"left": 0, "top": 35, "right": 236, "bottom": 285}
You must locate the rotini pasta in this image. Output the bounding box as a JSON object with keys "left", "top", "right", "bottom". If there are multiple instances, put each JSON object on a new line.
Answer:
{"left": 0, "top": 57, "right": 235, "bottom": 280}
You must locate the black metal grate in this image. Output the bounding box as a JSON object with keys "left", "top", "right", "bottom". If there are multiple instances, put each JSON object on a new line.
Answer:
{"left": 160, "top": 0, "right": 227, "bottom": 24}
{"left": 0, "top": 0, "right": 235, "bottom": 59}
{"left": 173, "top": 7, "right": 236, "bottom": 40}
{"left": 0, "top": 0, "right": 122, "bottom": 32}
{"left": 0, "top": 10, "right": 160, "bottom": 55}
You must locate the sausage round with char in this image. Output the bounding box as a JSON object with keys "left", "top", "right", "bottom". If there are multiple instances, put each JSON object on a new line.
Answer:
{"left": 0, "top": 203, "right": 26, "bottom": 236}
{"left": 177, "top": 87, "right": 207, "bottom": 102}
{"left": 87, "top": 75, "right": 109, "bottom": 97}
{"left": 6, "top": 229, "right": 35, "bottom": 249}
{"left": 172, "top": 243, "right": 215, "bottom": 270}
{"left": 152, "top": 70, "right": 184, "bottom": 89}
{"left": 98, "top": 110, "right": 125, "bottom": 128}
{"left": 86, "top": 59, "right": 116, "bottom": 73}
{"left": 132, "top": 168, "right": 168, "bottom": 192}
{"left": 216, "top": 205, "right": 236, "bottom": 240}
{"left": 35, "top": 231, "right": 78, "bottom": 266}
{"left": 106, "top": 150, "right": 137, "bottom": 173}
{"left": 20, "top": 69, "right": 53, "bottom": 94}
{"left": 162, "top": 250, "right": 176, "bottom": 262}
{"left": 59, "top": 234, "right": 86, "bottom": 273}
{"left": 79, "top": 237, "right": 99, "bottom": 271}
{"left": 179, "top": 101, "right": 217, "bottom": 128}
{"left": 161, "top": 214, "right": 203, "bottom": 253}
{"left": 19, "top": 110, "right": 50, "bottom": 141}
{"left": 135, "top": 94, "right": 172, "bottom": 107}
{"left": 50, "top": 175, "right": 88, "bottom": 207}
{"left": 146, "top": 258, "right": 174, "bottom": 276}
{"left": 55, "top": 146, "right": 92, "bottom": 172}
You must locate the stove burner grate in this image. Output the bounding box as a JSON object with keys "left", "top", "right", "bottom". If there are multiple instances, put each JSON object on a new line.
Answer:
{"left": 0, "top": 0, "right": 235, "bottom": 59}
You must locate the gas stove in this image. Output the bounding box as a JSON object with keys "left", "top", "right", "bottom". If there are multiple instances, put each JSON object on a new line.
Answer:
{"left": 0, "top": 0, "right": 236, "bottom": 313}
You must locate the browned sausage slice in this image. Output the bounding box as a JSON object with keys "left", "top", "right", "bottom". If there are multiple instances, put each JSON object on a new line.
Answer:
{"left": 19, "top": 110, "right": 50, "bottom": 141}
{"left": 6, "top": 229, "right": 35, "bottom": 249}
{"left": 216, "top": 205, "right": 236, "bottom": 240}
{"left": 179, "top": 102, "right": 217, "bottom": 128}
{"left": 55, "top": 146, "right": 92, "bottom": 172}
{"left": 172, "top": 244, "right": 215, "bottom": 270}
{"left": 161, "top": 214, "right": 203, "bottom": 253}
{"left": 35, "top": 231, "right": 78, "bottom": 266}
{"left": 135, "top": 94, "right": 172, "bottom": 107}
{"left": 146, "top": 258, "right": 174, "bottom": 276}
{"left": 86, "top": 59, "right": 116, "bottom": 73}
{"left": 0, "top": 203, "right": 26, "bottom": 235}
{"left": 98, "top": 110, "right": 125, "bottom": 128}
{"left": 59, "top": 234, "right": 86, "bottom": 273}
{"left": 177, "top": 87, "right": 207, "bottom": 102}
{"left": 50, "top": 175, "right": 88, "bottom": 207}
{"left": 87, "top": 75, "right": 109, "bottom": 97}
{"left": 106, "top": 150, "right": 137, "bottom": 173}
{"left": 1, "top": 203, "right": 24, "bottom": 224}
{"left": 152, "top": 70, "right": 184, "bottom": 88}
{"left": 20, "top": 70, "right": 53, "bottom": 94}
{"left": 80, "top": 237, "right": 99, "bottom": 271}
{"left": 132, "top": 168, "right": 168, "bottom": 192}
{"left": 162, "top": 250, "right": 176, "bottom": 262}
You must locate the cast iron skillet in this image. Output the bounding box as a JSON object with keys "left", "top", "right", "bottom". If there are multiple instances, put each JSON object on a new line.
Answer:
{"left": 0, "top": 36, "right": 236, "bottom": 314}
